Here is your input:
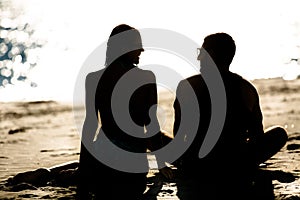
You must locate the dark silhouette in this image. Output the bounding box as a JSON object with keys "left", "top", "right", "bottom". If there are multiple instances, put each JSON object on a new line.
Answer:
{"left": 77, "top": 24, "right": 171, "bottom": 200}
{"left": 172, "top": 33, "right": 288, "bottom": 199}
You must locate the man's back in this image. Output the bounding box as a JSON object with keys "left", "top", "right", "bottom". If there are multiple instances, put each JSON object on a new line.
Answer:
{"left": 173, "top": 72, "right": 264, "bottom": 174}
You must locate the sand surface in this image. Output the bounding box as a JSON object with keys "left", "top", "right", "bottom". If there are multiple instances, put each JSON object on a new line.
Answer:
{"left": 0, "top": 77, "right": 300, "bottom": 199}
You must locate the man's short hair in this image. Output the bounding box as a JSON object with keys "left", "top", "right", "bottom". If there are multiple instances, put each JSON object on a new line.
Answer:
{"left": 202, "top": 33, "right": 236, "bottom": 70}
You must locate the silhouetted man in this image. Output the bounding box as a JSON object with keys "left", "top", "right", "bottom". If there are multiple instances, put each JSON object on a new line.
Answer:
{"left": 173, "top": 32, "right": 288, "bottom": 199}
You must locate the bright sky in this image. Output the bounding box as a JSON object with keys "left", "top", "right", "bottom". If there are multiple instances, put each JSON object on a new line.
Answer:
{"left": 2, "top": 0, "right": 300, "bottom": 102}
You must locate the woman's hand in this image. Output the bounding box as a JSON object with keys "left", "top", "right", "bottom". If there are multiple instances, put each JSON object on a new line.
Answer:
{"left": 159, "top": 167, "right": 174, "bottom": 180}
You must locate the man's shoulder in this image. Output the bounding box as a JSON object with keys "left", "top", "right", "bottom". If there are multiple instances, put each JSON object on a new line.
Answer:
{"left": 179, "top": 74, "right": 203, "bottom": 86}
{"left": 176, "top": 74, "right": 206, "bottom": 95}
{"left": 186, "top": 74, "right": 203, "bottom": 81}
{"left": 232, "top": 73, "right": 257, "bottom": 89}
{"left": 229, "top": 72, "right": 259, "bottom": 97}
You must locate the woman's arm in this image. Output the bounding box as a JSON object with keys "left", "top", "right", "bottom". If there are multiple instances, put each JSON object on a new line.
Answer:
{"left": 81, "top": 72, "right": 100, "bottom": 148}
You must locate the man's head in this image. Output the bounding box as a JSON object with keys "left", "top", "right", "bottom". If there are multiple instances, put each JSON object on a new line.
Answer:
{"left": 106, "top": 24, "right": 144, "bottom": 66}
{"left": 198, "top": 33, "right": 236, "bottom": 73}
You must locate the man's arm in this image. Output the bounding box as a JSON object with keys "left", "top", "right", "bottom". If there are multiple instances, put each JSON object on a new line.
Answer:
{"left": 242, "top": 81, "right": 264, "bottom": 141}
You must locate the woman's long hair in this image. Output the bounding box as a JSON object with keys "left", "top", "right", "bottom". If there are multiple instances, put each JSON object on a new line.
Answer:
{"left": 105, "top": 24, "right": 143, "bottom": 66}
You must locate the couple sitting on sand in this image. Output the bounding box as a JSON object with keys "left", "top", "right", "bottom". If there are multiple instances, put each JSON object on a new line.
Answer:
{"left": 77, "top": 24, "right": 288, "bottom": 200}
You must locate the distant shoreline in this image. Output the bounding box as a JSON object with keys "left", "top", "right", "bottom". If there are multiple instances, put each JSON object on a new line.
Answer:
{"left": 0, "top": 76, "right": 299, "bottom": 104}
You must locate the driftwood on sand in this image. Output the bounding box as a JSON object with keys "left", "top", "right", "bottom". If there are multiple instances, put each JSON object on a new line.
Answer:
{"left": 3, "top": 161, "right": 79, "bottom": 192}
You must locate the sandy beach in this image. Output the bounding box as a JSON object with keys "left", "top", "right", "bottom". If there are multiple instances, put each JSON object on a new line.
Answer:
{"left": 0, "top": 77, "right": 300, "bottom": 199}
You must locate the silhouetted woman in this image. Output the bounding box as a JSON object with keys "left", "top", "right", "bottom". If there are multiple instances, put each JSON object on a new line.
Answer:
{"left": 78, "top": 24, "right": 171, "bottom": 199}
